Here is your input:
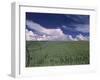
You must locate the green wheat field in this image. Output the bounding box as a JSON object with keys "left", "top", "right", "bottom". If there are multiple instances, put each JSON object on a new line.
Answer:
{"left": 26, "top": 41, "right": 89, "bottom": 67}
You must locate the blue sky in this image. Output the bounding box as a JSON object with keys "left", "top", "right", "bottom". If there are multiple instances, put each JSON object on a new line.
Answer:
{"left": 26, "top": 12, "right": 89, "bottom": 41}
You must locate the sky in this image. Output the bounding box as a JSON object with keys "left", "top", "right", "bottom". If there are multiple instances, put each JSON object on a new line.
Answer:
{"left": 26, "top": 12, "right": 89, "bottom": 41}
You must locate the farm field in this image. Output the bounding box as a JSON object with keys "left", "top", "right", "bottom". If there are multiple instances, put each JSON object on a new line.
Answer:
{"left": 26, "top": 41, "right": 89, "bottom": 67}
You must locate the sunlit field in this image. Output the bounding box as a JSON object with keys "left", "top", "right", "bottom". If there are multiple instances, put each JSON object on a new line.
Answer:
{"left": 26, "top": 41, "right": 89, "bottom": 67}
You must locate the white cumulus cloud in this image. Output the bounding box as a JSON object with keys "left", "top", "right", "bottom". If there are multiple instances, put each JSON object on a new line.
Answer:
{"left": 76, "top": 34, "right": 89, "bottom": 41}
{"left": 26, "top": 20, "right": 64, "bottom": 36}
{"left": 25, "top": 29, "right": 35, "bottom": 41}
{"left": 26, "top": 20, "right": 89, "bottom": 41}
{"left": 26, "top": 20, "right": 66, "bottom": 41}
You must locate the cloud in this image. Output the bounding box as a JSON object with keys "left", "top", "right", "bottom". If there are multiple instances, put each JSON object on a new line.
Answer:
{"left": 26, "top": 20, "right": 64, "bottom": 36}
{"left": 26, "top": 29, "right": 89, "bottom": 41}
{"left": 65, "top": 15, "right": 89, "bottom": 24}
{"left": 62, "top": 25, "right": 74, "bottom": 31}
{"left": 62, "top": 25, "right": 89, "bottom": 33}
{"left": 75, "top": 24, "right": 89, "bottom": 33}
{"left": 26, "top": 20, "right": 89, "bottom": 41}
{"left": 25, "top": 28, "right": 68, "bottom": 41}
{"left": 25, "top": 29, "right": 37, "bottom": 41}
{"left": 26, "top": 20, "right": 46, "bottom": 34}
{"left": 26, "top": 20, "right": 67, "bottom": 41}
{"left": 67, "top": 35, "right": 78, "bottom": 41}
{"left": 76, "top": 34, "right": 89, "bottom": 41}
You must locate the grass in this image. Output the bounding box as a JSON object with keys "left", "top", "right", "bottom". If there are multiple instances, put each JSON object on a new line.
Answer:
{"left": 26, "top": 41, "right": 89, "bottom": 67}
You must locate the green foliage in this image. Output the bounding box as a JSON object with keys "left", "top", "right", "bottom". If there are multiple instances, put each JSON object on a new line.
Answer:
{"left": 26, "top": 41, "right": 89, "bottom": 67}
